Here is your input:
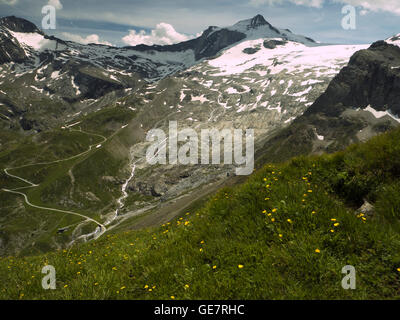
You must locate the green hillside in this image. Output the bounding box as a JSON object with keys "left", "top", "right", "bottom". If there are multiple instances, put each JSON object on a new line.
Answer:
{"left": 1, "top": 126, "right": 400, "bottom": 300}
{"left": 0, "top": 106, "right": 139, "bottom": 256}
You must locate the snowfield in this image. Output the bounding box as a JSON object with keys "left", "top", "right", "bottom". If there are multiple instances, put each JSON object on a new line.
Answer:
{"left": 207, "top": 39, "right": 368, "bottom": 76}
{"left": 386, "top": 34, "right": 400, "bottom": 47}
{"left": 9, "top": 31, "right": 61, "bottom": 53}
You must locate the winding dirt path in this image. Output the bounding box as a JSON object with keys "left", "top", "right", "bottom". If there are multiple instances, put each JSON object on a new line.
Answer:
{"left": 1, "top": 127, "right": 111, "bottom": 241}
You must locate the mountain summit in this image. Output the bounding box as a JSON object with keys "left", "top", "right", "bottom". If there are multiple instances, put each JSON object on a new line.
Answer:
{"left": 249, "top": 14, "right": 269, "bottom": 28}
{"left": 230, "top": 14, "right": 270, "bottom": 27}
{"left": 227, "top": 14, "right": 314, "bottom": 43}
{"left": 0, "top": 14, "right": 323, "bottom": 131}
{"left": 0, "top": 16, "right": 42, "bottom": 34}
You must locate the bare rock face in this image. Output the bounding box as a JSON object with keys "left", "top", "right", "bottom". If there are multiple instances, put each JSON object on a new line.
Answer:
{"left": 193, "top": 28, "right": 246, "bottom": 60}
{"left": 260, "top": 41, "right": 400, "bottom": 163}
{"left": 0, "top": 28, "right": 27, "bottom": 64}
{"left": 0, "top": 16, "right": 43, "bottom": 64}
{"left": 305, "top": 41, "right": 400, "bottom": 118}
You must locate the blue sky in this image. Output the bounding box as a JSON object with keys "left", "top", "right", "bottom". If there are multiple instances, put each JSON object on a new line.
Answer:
{"left": 0, "top": 0, "right": 399, "bottom": 46}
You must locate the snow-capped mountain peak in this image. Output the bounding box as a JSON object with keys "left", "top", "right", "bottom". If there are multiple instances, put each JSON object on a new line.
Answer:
{"left": 0, "top": 14, "right": 365, "bottom": 133}
{"left": 386, "top": 33, "right": 400, "bottom": 47}
{"left": 227, "top": 14, "right": 316, "bottom": 45}
{"left": 232, "top": 14, "right": 273, "bottom": 31}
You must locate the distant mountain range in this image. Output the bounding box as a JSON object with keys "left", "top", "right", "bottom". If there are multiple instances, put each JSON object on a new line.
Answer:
{"left": 0, "top": 14, "right": 319, "bottom": 132}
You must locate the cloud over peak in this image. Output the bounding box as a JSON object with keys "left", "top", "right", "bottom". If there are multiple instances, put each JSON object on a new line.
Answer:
{"left": 122, "top": 23, "right": 193, "bottom": 46}
{"left": 61, "top": 32, "right": 112, "bottom": 46}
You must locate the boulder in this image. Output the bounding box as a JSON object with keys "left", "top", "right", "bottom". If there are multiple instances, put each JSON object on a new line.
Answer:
{"left": 242, "top": 47, "right": 260, "bottom": 55}
{"left": 356, "top": 200, "right": 375, "bottom": 217}
{"left": 263, "top": 39, "right": 287, "bottom": 49}
{"left": 151, "top": 182, "right": 168, "bottom": 197}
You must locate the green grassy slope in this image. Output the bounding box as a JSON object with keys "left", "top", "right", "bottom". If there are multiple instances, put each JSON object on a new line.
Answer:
{"left": 1, "top": 127, "right": 400, "bottom": 300}
{"left": 0, "top": 106, "right": 138, "bottom": 256}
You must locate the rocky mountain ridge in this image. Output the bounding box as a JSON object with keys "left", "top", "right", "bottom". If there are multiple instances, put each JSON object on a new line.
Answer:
{"left": 0, "top": 15, "right": 319, "bottom": 133}
{"left": 259, "top": 40, "right": 400, "bottom": 163}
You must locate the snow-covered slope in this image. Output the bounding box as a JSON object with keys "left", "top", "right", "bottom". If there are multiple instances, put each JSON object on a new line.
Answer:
{"left": 104, "top": 30, "right": 382, "bottom": 216}
{"left": 0, "top": 14, "right": 375, "bottom": 135}
{"left": 9, "top": 30, "right": 61, "bottom": 53}
{"left": 207, "top": 39, "right": 367, "bottom": 76}
{"left": 117, "top": 38, "right": 368, "bottom": 141}
{"left": 386, "top": 33, "right": 400, "bottom": 47}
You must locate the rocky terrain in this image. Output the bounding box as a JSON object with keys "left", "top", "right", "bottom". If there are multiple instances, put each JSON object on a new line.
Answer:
{"left": 259, "top": 38, "right": 400, "bottom": 163}
{"left": 0, "top": 14, "right": 399, "bottom": 255}
{"left": 0, "top": 14, "right": 317, "bottom": 133}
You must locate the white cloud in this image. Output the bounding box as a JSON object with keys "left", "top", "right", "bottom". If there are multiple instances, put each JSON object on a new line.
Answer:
{"left": 122, "top": 23, "right": 193, "bottom": 46}
{"left": 61, "top": 32, "right": 112, "bottom": 46}
{"left": 334, "top": 0, "right": 400, "bottom": 16}
{"left": 0, "top": 0, "right": 62, "bottom": 8}
{"left": 48, "top": 0, "right": 63, "bottom": 10}
{"left": 0, "top": 0, "right": 18, "bottom": 5}
{"left": 250, "top": 0, "right": 323, "bottom": 8}
{"left": 249, "top": 0, "right": 400, "bottom": 15}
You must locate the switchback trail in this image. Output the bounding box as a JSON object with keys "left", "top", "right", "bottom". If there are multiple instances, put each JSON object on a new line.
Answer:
{"left": 0, "top": 127, "right": 118, "bottom": 243}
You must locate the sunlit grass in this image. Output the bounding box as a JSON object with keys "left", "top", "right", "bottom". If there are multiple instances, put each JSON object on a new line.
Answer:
{"left": 1, "top": 127, "right": 400, "bottom": 300}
